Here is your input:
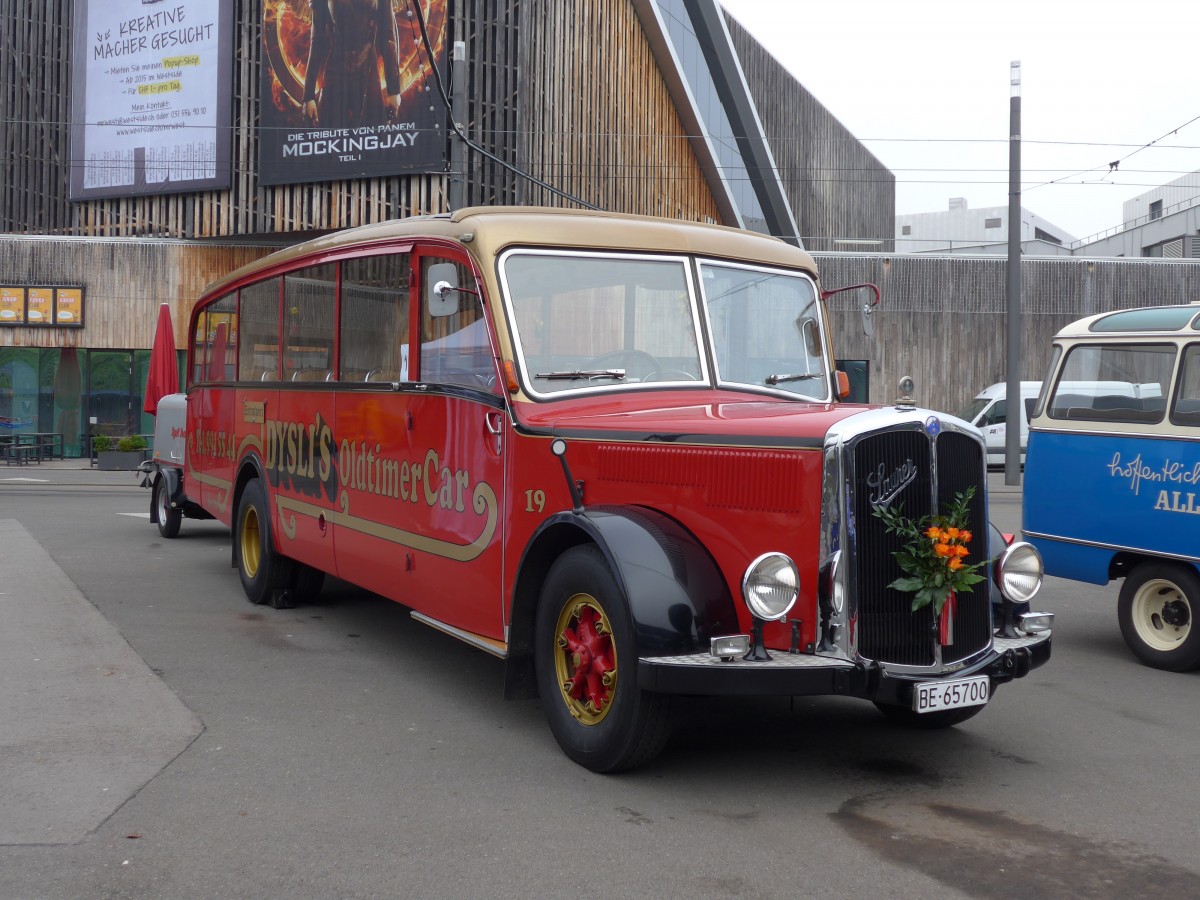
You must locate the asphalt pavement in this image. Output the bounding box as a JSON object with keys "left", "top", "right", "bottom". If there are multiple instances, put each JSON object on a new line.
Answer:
{"left": 0, "top": 460, "right": 1024, "bottom": 848}
{"left": 0, "top": 459, "right": 201, "bottom": 843}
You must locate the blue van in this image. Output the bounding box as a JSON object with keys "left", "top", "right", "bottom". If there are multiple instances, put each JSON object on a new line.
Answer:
{"left": 1023, "top": 304, "right": 1200, "bottom": 670}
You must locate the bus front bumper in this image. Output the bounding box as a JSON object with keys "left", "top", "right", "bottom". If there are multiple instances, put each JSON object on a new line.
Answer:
{"left": 636, "top": 632, "right": 1051, "bottom": 705}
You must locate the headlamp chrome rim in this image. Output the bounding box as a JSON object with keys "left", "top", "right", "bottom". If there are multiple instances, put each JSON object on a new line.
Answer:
{"left": 995, "top": 540, "right": 1044, "bottom": 604}
{"left": 742, "top": 552, "right": 799, "bottom": 621}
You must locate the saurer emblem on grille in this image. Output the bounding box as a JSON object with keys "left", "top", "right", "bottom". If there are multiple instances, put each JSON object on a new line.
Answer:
{"left": 867, "top": 459, "right": 917, "bottom": 508}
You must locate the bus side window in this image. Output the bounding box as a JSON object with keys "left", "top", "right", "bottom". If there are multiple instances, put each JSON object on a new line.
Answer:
{"left": 239, "top": 278, "right": 282, "bottom": 381}
{"left": 341, "top": 253, "right": 410, "bottom": 382}
{"left": 283, "top": 264, "right": 335, "bottom": 381}
{"left": 191, "top": 308, "right": 208, "bottom": 385}
{"left": 419, "top": 256, "right": 494, "bottom": 391}
{"left": 1172, "top": 344, "right": 1200, "bottom": 426}
{"left": 205, "top": 294, "right": 237, "bottom": 382}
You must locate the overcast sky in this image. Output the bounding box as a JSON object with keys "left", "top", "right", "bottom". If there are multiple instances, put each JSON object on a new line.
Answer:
{"left": 719, "top": 0, "right": 1199, "bottom": 242}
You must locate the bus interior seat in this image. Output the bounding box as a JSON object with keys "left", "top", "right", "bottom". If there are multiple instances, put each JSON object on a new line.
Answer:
{"left": 1093, "top": 394, "right": 1138, "bottom": 410}
{"left": 291, "top": 368, "right": 330, "bottom": 382}
{"left": 1172, "top": 398, "right": 1200, "bottom": 424}
{"left": 1050, "top": 394, "right": 1092, "bottom": 415}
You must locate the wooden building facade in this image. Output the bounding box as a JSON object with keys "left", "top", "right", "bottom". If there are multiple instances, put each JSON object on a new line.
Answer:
{"left": 0, "top": 0, "right": 890, "bottom": 453}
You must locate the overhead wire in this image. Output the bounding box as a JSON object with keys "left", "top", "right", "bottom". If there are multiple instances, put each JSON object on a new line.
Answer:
{"left": 1026, "top": 114, "right": 1200, "bottom": 193}
{"left": 404, "top": 0, "right": 599, "bottom": 211}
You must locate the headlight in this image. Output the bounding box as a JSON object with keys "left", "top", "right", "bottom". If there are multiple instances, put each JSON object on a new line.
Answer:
{"left": 742, "top": 552, "right": 799, "bottom": 621}
{"left": 995, "top": 541, "right": 1043, "bottom": 604}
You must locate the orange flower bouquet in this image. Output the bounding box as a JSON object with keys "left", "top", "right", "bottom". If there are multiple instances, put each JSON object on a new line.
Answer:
{"left": 872, "top": 486, "right": 989, "bottom": 616}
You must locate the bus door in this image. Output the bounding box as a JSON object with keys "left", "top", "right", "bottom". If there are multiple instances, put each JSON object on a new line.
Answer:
{"left": 335, "top": 249, "right": 508, "bottom": 640}
{"left": 406, "top": 250, "right": 507, "bottom": 637}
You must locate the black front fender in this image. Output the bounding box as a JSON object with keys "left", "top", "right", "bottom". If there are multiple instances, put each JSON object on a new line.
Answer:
{"left": 550, "top": 506, "right": 737, "bottom": 654}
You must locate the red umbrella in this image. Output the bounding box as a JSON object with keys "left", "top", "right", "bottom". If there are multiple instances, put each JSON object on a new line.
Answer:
{"left": 144, "top": 303, "right": 179, "bottom": 415}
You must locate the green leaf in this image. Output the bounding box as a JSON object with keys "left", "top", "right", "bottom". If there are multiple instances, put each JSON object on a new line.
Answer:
{"left": 889, "top": 576, "right": 925, "bottom": 592}
{"left": 912, "top": 587, "right": 935, "bottom": 611}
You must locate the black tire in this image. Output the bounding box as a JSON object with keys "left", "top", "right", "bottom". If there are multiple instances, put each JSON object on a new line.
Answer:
{"left": 234, "top": 479, "right": 292, "bottom": 607}
{"left": 289, "top": 563, "right": 326, "bottom": 605}
{"left": 1118, "top": 562, "right": 1200, "bottom": 671}
{"left": 534, "top": 545, "right": 670, "bottom": 772}
{"left": 874, "top": 701, "right": 987, "bottom": 729}
{"left": 153, "top": 475, "right": 182, "bottom": 539}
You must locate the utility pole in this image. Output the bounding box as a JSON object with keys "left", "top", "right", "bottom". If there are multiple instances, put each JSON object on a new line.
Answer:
{"left": 1005, "top": 61, "right": 1022, "bottom": 486}
{"left": 448, "top": 41, "right": 466, "bottom": 211}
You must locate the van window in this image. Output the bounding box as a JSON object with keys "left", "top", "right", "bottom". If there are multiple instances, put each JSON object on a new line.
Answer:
{"left": 957, "top": 396, "right": 990, "bottom": 424}
{"left": 982, "top": 400, "right": 1006, "bottom": 426}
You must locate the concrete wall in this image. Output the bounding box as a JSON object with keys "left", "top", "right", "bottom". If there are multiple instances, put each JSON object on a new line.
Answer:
{"left": 818, "top": 252, "right": 1200, "bottom": 415}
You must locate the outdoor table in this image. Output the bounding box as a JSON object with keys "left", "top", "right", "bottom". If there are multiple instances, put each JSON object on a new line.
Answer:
{"left": 2, "top": 434, "right": 38, "bottom": 465}
{"left": 0, "top": 433, "right": 63, "bottom": 464}
{"left": 27, "top": 432, "right": 64, "bottom": 460}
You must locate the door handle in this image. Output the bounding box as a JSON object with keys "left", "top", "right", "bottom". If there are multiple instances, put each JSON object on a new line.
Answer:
{"left": 484, "top": 412, "right": 503, "bottom": 454}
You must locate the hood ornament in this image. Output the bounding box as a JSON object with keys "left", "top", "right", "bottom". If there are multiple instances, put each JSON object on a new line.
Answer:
{"left": 896, "top": 375, "right": 916, "bottom": 410}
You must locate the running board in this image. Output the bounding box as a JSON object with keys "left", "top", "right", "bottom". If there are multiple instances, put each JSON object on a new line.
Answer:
{"left": 410, "top": 612, "right": 508, "bottom": 659}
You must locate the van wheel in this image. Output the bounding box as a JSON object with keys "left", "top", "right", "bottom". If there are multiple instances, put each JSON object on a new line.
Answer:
{"left": 153, "top": 475, "right": 181, "bottom": 539}
{"left": 1118, "top": 563, "right": 1200, "bottom": 671}
{"left": 235, "top": 479, "right": 292, "bottom": 607}
{"left": 534, "top": 545, "right": 670, "bottom": 772}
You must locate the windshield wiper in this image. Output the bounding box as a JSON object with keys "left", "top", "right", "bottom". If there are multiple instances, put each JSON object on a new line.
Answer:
{"left": 765, "top": 372, "right": 823, "bottom": 386}
{"left": 534, "top": 369, "right": 627, "bottom": 381}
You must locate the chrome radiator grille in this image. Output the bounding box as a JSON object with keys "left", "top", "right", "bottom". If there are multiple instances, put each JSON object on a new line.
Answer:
{"left": 851, "top": 428, "right": 990, "bottom": 667}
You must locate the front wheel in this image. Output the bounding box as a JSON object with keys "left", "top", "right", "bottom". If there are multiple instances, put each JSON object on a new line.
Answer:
{"left": 153, "top": 475, "right": 181, "bottom": 539}
{"left": 234, "top": 479, "right": 293, "bottom": 608}
{"left": 874, "top": 701, "right": 988, "bottom": 729}
{"left": 534, "top": 545, "right": 670, "bottom": 772}
{"left": 1118, "top": 562, "right": 1200, "bottom": 671}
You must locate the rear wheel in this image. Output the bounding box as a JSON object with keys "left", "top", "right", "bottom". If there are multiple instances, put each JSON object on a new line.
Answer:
{"left": 534, "top": 545, "right": 670, "bottom": 772}
{"left": 153, "top": 475, "right": 181, "bottom": 539}
{"left": 1118, "top": 562, "right": 1200, "bottom": 671}
{"left": 235, "top": 479, "right": 292, "bottom": 607}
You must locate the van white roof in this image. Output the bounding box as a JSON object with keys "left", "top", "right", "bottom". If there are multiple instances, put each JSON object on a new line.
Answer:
{"left": 974, "top": 382, "right": 1042, "bottom": 399}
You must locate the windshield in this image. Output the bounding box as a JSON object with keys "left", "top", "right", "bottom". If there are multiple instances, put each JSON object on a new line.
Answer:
{"left": 500, "top": 250, "right": 829, "bottom": 401}
{"left": 957, "top": 397, "right": 991, "bottom": 424}
{"left": 698, "top": 262, "right": 829, "bottom": 400}
{"left": 501, "top": 251, "right": 705, "bottom": 396}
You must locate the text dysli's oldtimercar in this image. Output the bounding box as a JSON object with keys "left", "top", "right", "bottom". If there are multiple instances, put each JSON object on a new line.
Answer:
{"left": 145, "top": 207, "right": 1053, "bottom": 771}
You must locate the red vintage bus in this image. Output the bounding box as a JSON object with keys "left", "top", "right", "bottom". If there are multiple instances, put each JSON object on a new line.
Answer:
{"left": 146, "top": 207, "right": 1052, "bottom": 771}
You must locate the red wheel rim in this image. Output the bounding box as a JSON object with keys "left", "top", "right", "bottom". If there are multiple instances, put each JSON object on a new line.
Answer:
{"left": 553, "top": 593, "right": 617, "bottom": 725}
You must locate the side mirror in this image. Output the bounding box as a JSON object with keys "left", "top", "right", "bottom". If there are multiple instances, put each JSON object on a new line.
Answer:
{"left": 427, "top": 263, "right": 461, "bottom": 318}
{"left": 821, "top": 282, "right": 880, "bottom": 337}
